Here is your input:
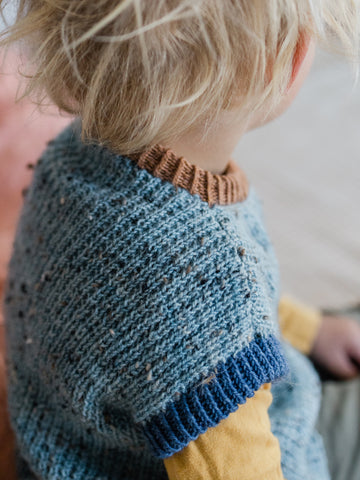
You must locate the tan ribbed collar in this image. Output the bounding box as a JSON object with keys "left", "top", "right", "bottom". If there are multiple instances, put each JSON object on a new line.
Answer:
{"left": 130, "top": 144, "right": 249, "bottom": 206}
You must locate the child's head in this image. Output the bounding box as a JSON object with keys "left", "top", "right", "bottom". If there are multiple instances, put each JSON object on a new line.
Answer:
{"left": 1, "top": 1, "right": 359, "bottom": 154}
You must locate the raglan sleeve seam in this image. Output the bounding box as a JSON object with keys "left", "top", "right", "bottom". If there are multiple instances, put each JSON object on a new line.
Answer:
{"left": 118, "top": 201, "right": 289, "bottom": 459}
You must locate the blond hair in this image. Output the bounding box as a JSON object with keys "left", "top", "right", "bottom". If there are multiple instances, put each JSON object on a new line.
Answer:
{"left": 0, "top": 0, "right": 359, "bottom": 154}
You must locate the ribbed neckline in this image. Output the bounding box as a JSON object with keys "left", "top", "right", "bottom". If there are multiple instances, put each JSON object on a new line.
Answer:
{"left": 129, "top": 144, "right": 249, "bottom": 206}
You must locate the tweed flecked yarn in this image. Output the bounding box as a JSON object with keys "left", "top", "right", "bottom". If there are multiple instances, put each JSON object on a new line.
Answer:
{"left": 268, "top": 342, "right": 330, "bottom": 480}
{"left": 4, "top": 118, "right": 329, "bottom": 479}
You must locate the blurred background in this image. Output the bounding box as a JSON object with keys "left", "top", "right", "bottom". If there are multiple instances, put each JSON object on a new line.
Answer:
{"left": 0, "top": 5, "right": 359, "bottom": 317}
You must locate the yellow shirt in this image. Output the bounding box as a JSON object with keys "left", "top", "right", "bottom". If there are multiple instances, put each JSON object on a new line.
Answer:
{"left": 164, "top": 295, "right": 322, "bottom": 480}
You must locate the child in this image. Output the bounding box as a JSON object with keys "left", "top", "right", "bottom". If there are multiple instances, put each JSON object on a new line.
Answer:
{"left": 1, "top": 1, "right": 360, "bottom": 479}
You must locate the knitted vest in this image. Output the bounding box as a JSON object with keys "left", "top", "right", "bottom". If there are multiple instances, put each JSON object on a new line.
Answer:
{"left": 4, "top": 118, "right": 329, "bottom": 479}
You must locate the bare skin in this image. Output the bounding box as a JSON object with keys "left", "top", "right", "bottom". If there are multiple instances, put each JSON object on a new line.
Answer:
{"left": 309, "top": 315, "right": 360, "bottom": 380}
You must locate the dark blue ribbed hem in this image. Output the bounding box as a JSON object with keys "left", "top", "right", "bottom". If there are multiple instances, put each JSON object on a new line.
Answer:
{"left": 143, "top": 334, "right": 289, "bottom": 458}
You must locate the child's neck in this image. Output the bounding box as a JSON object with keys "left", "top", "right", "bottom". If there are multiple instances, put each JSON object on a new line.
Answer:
{"left": 164, "top": 112, "right": 252, "bottom": 175}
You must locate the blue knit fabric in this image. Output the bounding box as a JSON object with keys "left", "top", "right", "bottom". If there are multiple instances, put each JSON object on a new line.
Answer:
{"left": 144, "top": 335, "right": 287, "bottom": 458}
{"left": 4, "top": 118, "right": 328, "bottom": 479}
{"left": 269, "top": 341, "right": 330, "bottom": 480}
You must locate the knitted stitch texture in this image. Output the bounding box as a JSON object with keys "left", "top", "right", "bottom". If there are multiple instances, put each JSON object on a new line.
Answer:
{"left": 268, "top": 341, "right": 330, "bottom": 480}
{"left": 4, "top": 118, "right": 328, "bottom": 479}
{"left": 129, "top": 144, "right": 249, "bottom": 206}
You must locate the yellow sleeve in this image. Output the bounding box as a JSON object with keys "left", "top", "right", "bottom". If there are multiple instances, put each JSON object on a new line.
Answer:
{"left": 278, "top": 295, "right": 323, "bottom": 355}
{"left": 163, "top": 383, "right": 285, "bottom": 480}
{"left": 162, "top": 295, "right": 321, "bottom": 480}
